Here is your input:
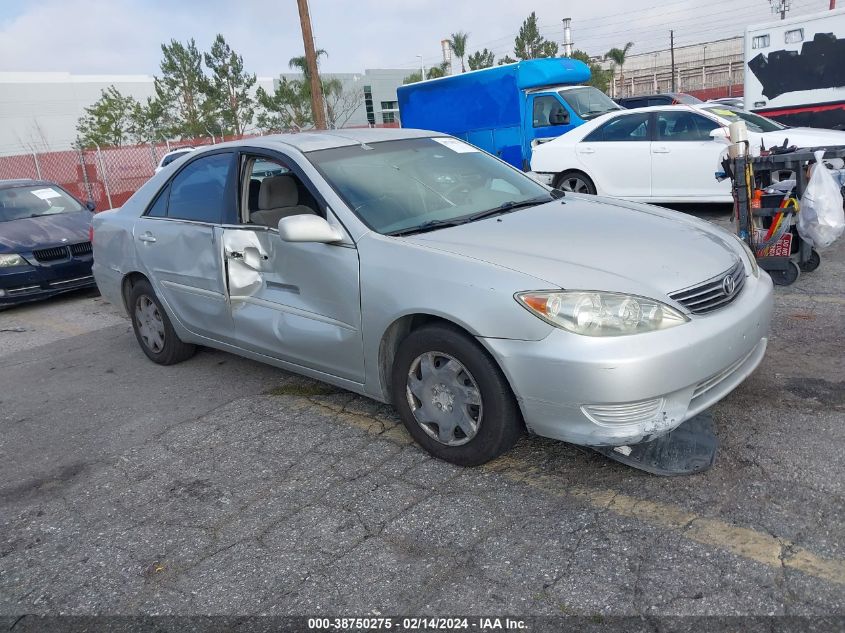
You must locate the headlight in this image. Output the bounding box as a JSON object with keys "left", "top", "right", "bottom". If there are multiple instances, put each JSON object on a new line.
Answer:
{"left": 0, "top": 254, "right": 28, "bottom": 268}
{"left": 733, "top": 234, "right": 759, "bottom": 278}
{"left": 515, "top": 291, "right": 688, "bottom": 337}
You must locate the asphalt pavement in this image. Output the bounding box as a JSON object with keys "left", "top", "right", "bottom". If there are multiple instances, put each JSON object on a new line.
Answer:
{"left": 0, "top": 210, "right": 843, "bottom": 619}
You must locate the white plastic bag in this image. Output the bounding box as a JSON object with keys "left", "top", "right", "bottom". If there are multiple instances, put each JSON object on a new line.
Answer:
{"left": 797, "top": 150, "right": 845, "bottom": 249}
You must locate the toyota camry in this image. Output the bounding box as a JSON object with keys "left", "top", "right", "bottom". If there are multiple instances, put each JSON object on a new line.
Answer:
{"left": 92, "top": 129, "right": 773, "bottom": 466}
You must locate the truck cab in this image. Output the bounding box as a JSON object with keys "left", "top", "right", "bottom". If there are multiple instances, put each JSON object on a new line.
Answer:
{"left": 397, "top": 58, "right": 621, "bottom": 170}
{"left": 526, "top": 85, "right": 621, "bottom": 150}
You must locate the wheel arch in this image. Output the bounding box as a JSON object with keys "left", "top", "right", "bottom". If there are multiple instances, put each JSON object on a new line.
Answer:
{"left": 121, "top": 271, "right": 150, "bottom": 315}
{"left": 554, "top": 169, "right": 597, "bottom": 194}
{"left": 377, "top": 312, "right": 521, "bottom": 418}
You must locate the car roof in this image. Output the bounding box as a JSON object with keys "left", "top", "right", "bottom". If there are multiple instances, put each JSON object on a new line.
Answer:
{"left": 0, "top": 179, "right": 61, "bottom": 190}
{"left": 197, "top": 128, "right": 441, "bottom": 155}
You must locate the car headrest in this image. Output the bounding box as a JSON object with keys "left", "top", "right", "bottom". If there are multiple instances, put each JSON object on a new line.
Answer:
{"left": 258, "top": 175, "right": 298, "bottom": 210}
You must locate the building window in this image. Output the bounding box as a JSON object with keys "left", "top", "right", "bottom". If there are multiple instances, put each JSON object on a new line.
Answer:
{"left": 363, "top": 85, "right": 375, "bottom": 125}
{"left": 382, "top": 112, "right": 396, "bottom": 124}
{"left": 380, "top": 100, "right": 398, "bottom": 110}
{"left": 785, "top": 28, "right": 804, "bottom": 44}
{"left": 752, "top": 34, "right": 770, "bottom": 49}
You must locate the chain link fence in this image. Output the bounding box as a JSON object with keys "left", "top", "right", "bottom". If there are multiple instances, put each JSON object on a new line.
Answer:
{"left": 0, "top": 135, "right": 259, "bottom": 211}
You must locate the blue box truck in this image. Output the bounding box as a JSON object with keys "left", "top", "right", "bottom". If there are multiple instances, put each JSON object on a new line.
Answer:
{"left": 397, "top": 58, "right": 622, "bottom": 170}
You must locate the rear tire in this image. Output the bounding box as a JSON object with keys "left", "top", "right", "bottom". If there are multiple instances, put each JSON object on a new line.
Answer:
{"left": 128, "top": 279, "right": 196, "bottom": 365}
{"left": 555, "top": 170, "right": 596, "bottom": 195}
{"left": 391, "top": 324, "right": 523, "bottom": 466}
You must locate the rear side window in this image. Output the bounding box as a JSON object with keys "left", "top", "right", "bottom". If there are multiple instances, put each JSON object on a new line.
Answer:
{"left": 166, "top": 153, "right": 232, "bottom": 223}
{"left": 584, "top": 113, "right": 651, "bottom": 142}
{"left": 146, "top": 184, "right": 170, "bottom": 217}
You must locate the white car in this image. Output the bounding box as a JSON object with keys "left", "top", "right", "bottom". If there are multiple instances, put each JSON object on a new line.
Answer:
{"left": 530, "top": 104, "right": 845, "bottom": 203}
{"left": 154, "top": 147, "right": 197, "bottom": 174}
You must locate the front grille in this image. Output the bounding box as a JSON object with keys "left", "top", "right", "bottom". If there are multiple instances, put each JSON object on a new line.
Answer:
{"left": 69, "top": 241, "right": 92, "bottom": 256}
{"left": 33, "top": 246, "right": 69, "bottom": 262}
{"left": 669, "top": 260, "right": 745, "bottom": 315}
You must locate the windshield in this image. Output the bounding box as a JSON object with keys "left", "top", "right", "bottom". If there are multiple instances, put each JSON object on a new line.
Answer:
{"left": 702, "top": 106, "right": 787, "bottom": 133}
{"left": 307, "top": 137, "right": 553, "bottom": 235}
{"left": 558, "top": 87, "right": 620, "bottom": 120}
{"left": 0, "top": 185, "right": 83, "bottom": 223}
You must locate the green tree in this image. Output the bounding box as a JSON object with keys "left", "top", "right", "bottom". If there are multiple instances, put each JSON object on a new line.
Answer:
{"left": 467, "top": 48, "right": 495, "bottom": 70}
{"left": 75, "top": 86, "right": 141, "bottom": 148}
{"left": 255, "top": 78, "right": 312, "bottom": 132}
{"left": 289, "top": 49, "right": 327, "bottom": 82}
{"left": 514, "top": 12, "right": 558, "bottom": 60}
{"left": 155, "top": 38, "right": 211, "bottom": 138}
{"left": 569, "top": 49, "right": 611, "bottom": 93}
{"left": 605, "top": 42, "right": 634, "bottom": 96}
{"left": 498, "top": 55, "right": 517, "bottom": 66}
{"left": 403, "top": 62, "right": 450, "bottom": 84}
{"left": 131, "top": 96, "right": 173, "bottom": 143}
{"left": 203, "top": 34, "right": 256, "bottom": 136}
{"left": 448, "top": 31, "right": 469, "bottom": 73}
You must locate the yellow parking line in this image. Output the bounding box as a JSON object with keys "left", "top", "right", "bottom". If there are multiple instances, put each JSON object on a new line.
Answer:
{"left": 291, "top": 395, "right": 845, "bottom": 586}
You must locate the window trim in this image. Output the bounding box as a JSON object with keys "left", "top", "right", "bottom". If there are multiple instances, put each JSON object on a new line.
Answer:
{"left": 142, "top": 148, "right": 237, "bottom": 224}
{"left": 532, "top": 94, "right": 570, "bottom": 129}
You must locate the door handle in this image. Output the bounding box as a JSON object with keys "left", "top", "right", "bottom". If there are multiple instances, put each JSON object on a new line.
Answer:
{"left": 137, "top": 232, "right": 156, "bottom": 243}
{"left": 652, "top": 146, "right": 670, "bottom": 154}
{"left": 578, "top": 147, "right": 595, "bottom": 154}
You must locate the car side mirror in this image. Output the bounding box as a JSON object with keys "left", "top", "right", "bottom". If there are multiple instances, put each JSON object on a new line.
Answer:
{"left": 86, "top": 200, "right": 96, "bottom": 212}
{"left": 710, "top": 128, "right": 729, "bottom": 141}
{"left": 278, "top": 214, "right": 344, "bottom": 243}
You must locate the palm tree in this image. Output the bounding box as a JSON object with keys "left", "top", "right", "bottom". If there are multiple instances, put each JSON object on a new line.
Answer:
{"left": 605, "top": 42, "right": 634, "bottom": 97}
{"left": 448, "top": 32, "right": 469, "bottom": 73}
{"left": 288, "top": 49, "right": 327, "bottom": 80}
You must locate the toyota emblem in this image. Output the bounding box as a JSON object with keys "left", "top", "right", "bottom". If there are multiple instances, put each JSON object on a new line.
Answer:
{"left": 722, "top": 275, "right": 735, "bottom": 296}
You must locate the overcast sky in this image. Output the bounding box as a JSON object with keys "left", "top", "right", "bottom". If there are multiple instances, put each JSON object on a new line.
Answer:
{"left": 0, "top": 0, "right": 831, "bottom": 77}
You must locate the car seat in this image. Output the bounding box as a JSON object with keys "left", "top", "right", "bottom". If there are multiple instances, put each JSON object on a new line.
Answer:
{"left": 251, "top": 175, "right": 316, "bottom": 227}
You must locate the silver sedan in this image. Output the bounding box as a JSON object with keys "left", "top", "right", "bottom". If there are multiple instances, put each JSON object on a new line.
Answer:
{"left": 92, "top": 129, "right": 773, "bottom": 466}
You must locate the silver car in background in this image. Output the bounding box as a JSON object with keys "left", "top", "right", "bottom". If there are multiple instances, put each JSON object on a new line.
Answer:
{"left": 92, "top": 129, "right": 773, "bottom": 466}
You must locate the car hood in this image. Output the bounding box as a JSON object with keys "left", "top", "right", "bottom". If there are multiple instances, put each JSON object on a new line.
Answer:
{"left": 404, "top": 196, "right": 740, "bottom": 297}
{"left": 760, "top": 126, "right": 845, "bottom": 150}
{"left": 0, "top": 211, "right": 91, "bottom": 254}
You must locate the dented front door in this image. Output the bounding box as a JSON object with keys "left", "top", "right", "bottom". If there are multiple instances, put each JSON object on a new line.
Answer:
{"left": 221, "top": 226, "right": 364, "bottom": 382}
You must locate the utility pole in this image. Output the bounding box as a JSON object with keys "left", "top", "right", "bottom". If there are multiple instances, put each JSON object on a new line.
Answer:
{"left": 770, "top": 0, "right": 791, "bottom": 20}
{"left": 670, "top": 30, "right": 676, "bottom": 92}
{"left": 296, "top": 0, "right": 327, "bottom": 130}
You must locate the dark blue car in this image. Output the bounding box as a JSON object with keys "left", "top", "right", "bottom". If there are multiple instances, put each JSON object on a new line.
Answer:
{"left": 0, "top": 179, "right": 97, "bottom": 307}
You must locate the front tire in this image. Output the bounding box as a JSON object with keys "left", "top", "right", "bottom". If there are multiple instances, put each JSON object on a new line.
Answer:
{"left": 391, "top": 324, "right": 522, "bottom": 466}
{"left": 555, "top": 170, "right": 596, "bottom": 195}
{"left": 128, "top": 279, "right": 196, "bottom": 365}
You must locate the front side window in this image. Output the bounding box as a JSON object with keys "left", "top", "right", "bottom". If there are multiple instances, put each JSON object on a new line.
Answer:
{"left": 558, "top": 87, "right": 620, "bottom": 120}
{"left": 655, "top": 111, "right": 720, "bottom": 141}
{"left": 166, "top": 152, "right": 233, "bottom": 223}
{"left": 584, "top": 112, "right": 651, "bottom": 142}
{"left": 307, "top": 137, "right": 552, "bottom": 235}
{"left": 532, "top": 96, "right": 568, "bottom": 128}
{"left": 0, "top": 185, "right": 83, "bottom": 223}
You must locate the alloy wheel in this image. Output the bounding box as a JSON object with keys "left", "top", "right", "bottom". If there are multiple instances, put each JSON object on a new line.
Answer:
{"left": 560, "top": 176, "right": 592, "bottom": 194}
{"left": 405, "top": 351, "right": 483, "bottom": 446}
